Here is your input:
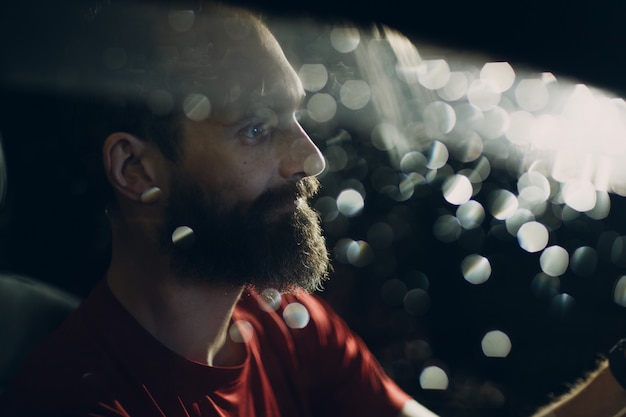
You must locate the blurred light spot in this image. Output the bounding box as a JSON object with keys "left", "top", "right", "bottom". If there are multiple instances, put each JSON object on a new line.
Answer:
{"left": 183, "top": 93, "right": 211, "bottom": 121}
{"left": 307, "top": 93, "right": 337, "bottom": 123}
{"left": 417, "top": 59, "right": 451, "bottom": 90}
{"left": 172, "top": 226, "right": 195, "bottom": 249}
{"left": 371, "top": 123, "right": 401, "bottom": 151}
{"left": 530, "top": 114, "right": 562, "bottom": 150}
{"left": 340, "top": 80, "right": 371, "bottom": 110}
{"left": 456, "top": 200, "right": 485, "bottom": 229}
{"left": 427, "top": 141, "right": 449, "bottom": 169}
{"left": 403, "top": 288, "right": 431, "bottom": 316}
{"left": 453, "top": 103, "right": 484, "bottom": 135}
{"left": 330, "top": 26, "right": 360, "bottom": 53}
{"left": 442, "top": 174, "right": 472, "bottom": 205}
{"left": 381, "top": 278, "right": 408, "bottom": 306}
{"left": 437, "top": 71, "right": 469, "bottom": 101}
{"left": 283, "top": 303, "right": 310, "bottom": 329}
{"left": 367, "top": 222, "right": 394, "bottom": 249}
{"left": 598, "top": 230, "right": 620, "bottom": 261}
{"left": 423, "top": 101, "right": 456, "bottom": 136}
{"left": 419, "top": 366, "right": 449, "bottom": 390}
{"left": 461, "top": 254, "right": 492, "bottom": 285}
{"left": 586, "top": 190, "right": 610, "bottom": 220}
{"left": 480, "top": 62, "right": 515, "bottom": 93}
{"left": 334, "top": 238, "right": 355, "bottom": 264}
{"left": 168, "top": 10, "right": 195, "bottom": 32}
{"left": 506, "top": 208, "right": 535, "bottom": 236}
{"left": 304, "top": 153, "right": 326, "bottom": 177}
{"left": 614, "top": 276, "right": 626, "bottom": 307}
{"left": 298, "top": 64, "right": 328, "bottom": 92}
{"left": 405, "top": 339, "right": 432, "bottom": 362}
{"left": 453, "top": 132, "right": 484, "bottom": 163}
{"left": 531, "top": 273, "right": 560, "bottom": 299}
{"left": 562, "top": 180, "right": 597, "bottom": 212}
{"left": 506, "top": 110, "right": 534, "bottom": 145}
{"left": 467, "top": 79, "right": 501, "bottom": 111}
{"left": 515, "top": 79, "right": 549, "bottom": 112}
{"left": 258, "top": 288, "right": 282, "bottom": 312}
{"left": 400, "top": 151, "right": 427, "bottom": 174}
{"left": 229, "top": 320, "right": 253, "bottom": 343}
{"left": 517, "top": 221, "right": 549, "bottom": 253}
{"left": 102, "top": 47, "right": 127, "bottom": 70}
{"left": 611, "top": 236, "right": 626, "bottom": 268}
{"left": 550, "top": 293, "right": 576, "bottom": 318}
{"left": 337, "top": 189, "right": 364, "bottom": 217}
{"left": 315, "top": 196, "right": 339, "bottom": 222}
{"left": 346, "top": 240, "right": 373, "bottom": 267}
{"left": 478, "top": 106, "right": 509, "bottom": 139}
{"left": 488, "top": 189, "right": 519, "bottom": 220}
{"left": 324, "top": 146, "right": 348, "bottom": 172}
{"left": 570, "top": 246, "right": 598, "bottom": 277}
{"left": 433, "top": 214, "right": 462, "bottom": 242}
{"left": 481, "top": 330, "right": 512, "bottom": 358}
{"left": 540, "top": 245, "right": 569, "bottom": 276}
{"left": 518, "top": 171, "right": 551, "bottom": 204}
{"left": 405, "top": 270, "right": 430, "bottom": 290}
{"left": 391, "top": 179, "right": 416, "bottom": 202}
{"left": 472, "top": 157, "right": 492, "bottom": 182}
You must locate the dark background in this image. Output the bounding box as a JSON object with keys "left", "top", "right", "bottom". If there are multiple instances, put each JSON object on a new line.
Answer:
{"left": 2, "top": 1, "right": 626, "bottom": 416}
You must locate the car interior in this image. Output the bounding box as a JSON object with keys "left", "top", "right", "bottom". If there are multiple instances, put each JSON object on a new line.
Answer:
{"left": 1, "top": 1, "right": 626, "bottom": 416}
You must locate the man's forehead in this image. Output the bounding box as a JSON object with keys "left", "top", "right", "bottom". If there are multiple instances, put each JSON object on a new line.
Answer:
{"left": 206, "top": 71, "right": 305, "bottom": 122}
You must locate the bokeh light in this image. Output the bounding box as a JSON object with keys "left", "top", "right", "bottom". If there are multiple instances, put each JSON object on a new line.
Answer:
{"left": 298, "top": 64, "right": 329, "bottom": 92}
{"left": 456, "top": 200, "right": 485, "bottom": 229}
{"left": 283, "top": 302, "right": 310, "bottom": 329}
{"left": 403, "top": 288, "right": 431, "bottom": 316}
{"left": 307, "top": 93, "right": 337, "bottom": 122}
{"left": 340, "top": 79, "right": 371, "bottom": 110}
{"left": 614, "top": 276, "right": 626, "bottom": 307}
{"left": 183, "top": 93, "right": 211, "bottom": 121}
{"left": 419, "top": 366, "right": 449, "bottom": 390}
{"left": 442, "top": 174, "right": 472, "bottom": 205}
{"left": 330, "top": 26, "right": 360, "bottom": 53}
{"left": 433, "top": 214, "right": 462, "bottom": 243}
{"left": 480, "top": 62, "right": 515, "bottom": 93}
{"left": 481, "top": 330, "right": 512, "bottom": 358}
{"left": 517, "top": 221, "right": 549, "bottom": 253}
{"left": 336, "top": 189, "right": 365, "bottom": 217}
{"left": 258, "top": 288, "right": 282, "bottom": 312}
{"left": 461, "top": 255, "right": 492, "bottom": 285}
{"left": 540, "top": 246, "right": 569, "bottom": 277}
{"left": 229, "top": 320, "right": 254, "bottom": 343}
{"left": 488, "top": 190, "right": 519, "bottom": 220}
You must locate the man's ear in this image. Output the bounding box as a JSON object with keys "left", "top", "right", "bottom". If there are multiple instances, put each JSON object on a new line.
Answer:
{"left": 102, "top": 132, "right": 161, "bottom": 202}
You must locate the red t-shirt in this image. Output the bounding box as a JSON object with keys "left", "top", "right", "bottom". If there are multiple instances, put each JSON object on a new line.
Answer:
{"left": 1, "top": 279, "right": 410, "bottom": 416}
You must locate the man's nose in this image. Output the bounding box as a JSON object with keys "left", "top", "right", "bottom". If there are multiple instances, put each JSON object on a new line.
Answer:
{"left": 279, "top": 123, "right": 326, "bottom": 180}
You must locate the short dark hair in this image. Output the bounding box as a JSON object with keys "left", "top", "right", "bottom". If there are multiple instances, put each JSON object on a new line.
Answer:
{"left": 54, "top": 1, "right": 266, "bottom": 205}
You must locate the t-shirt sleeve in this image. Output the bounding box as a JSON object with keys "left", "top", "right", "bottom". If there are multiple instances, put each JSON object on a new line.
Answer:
{"left": 285, "top": 292, "right": 412, "bottom": 417}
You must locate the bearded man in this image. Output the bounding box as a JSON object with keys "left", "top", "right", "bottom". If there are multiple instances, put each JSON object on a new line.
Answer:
{"left": 0, "top": 1, "right": 438, "bottom": 416}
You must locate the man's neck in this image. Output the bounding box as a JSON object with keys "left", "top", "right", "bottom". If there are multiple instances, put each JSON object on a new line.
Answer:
{"left": 106, "top": 222, "right": 246, "bottom": 367}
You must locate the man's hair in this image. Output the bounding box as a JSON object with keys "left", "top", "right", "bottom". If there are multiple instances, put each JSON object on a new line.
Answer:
{"left": 58, "top": 1, "right": 267, "bottom": 205}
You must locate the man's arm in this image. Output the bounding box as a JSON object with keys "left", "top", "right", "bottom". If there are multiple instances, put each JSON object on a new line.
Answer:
{"left": 532, "top": 359, "right": 626, "bottom": 417}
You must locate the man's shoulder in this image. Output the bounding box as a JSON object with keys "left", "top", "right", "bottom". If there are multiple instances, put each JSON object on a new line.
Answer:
{"left": 1, "top": 282, "right": 124, "bottom": 415}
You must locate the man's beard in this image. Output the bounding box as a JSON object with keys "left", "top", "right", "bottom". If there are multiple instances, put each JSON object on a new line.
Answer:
{"left": 159, "top": 175, "right": 330, "bottom": 293}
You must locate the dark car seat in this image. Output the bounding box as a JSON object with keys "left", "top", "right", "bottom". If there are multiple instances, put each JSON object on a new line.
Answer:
{"left": 0, "top": 273, "right": 80, "bottom": 392}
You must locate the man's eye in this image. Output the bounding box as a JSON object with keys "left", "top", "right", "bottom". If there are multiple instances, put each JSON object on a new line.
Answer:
{"left": 239, "top": 122, "right": 271, "bottom": 140}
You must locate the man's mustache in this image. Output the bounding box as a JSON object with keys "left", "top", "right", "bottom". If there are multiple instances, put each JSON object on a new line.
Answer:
{"left": 253, "top": 176, "right": 321, "bottom": 214}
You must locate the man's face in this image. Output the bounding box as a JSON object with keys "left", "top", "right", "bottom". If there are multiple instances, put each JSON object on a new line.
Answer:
{"left": 157, "top": 21, "right": 330, "bottom": 292}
